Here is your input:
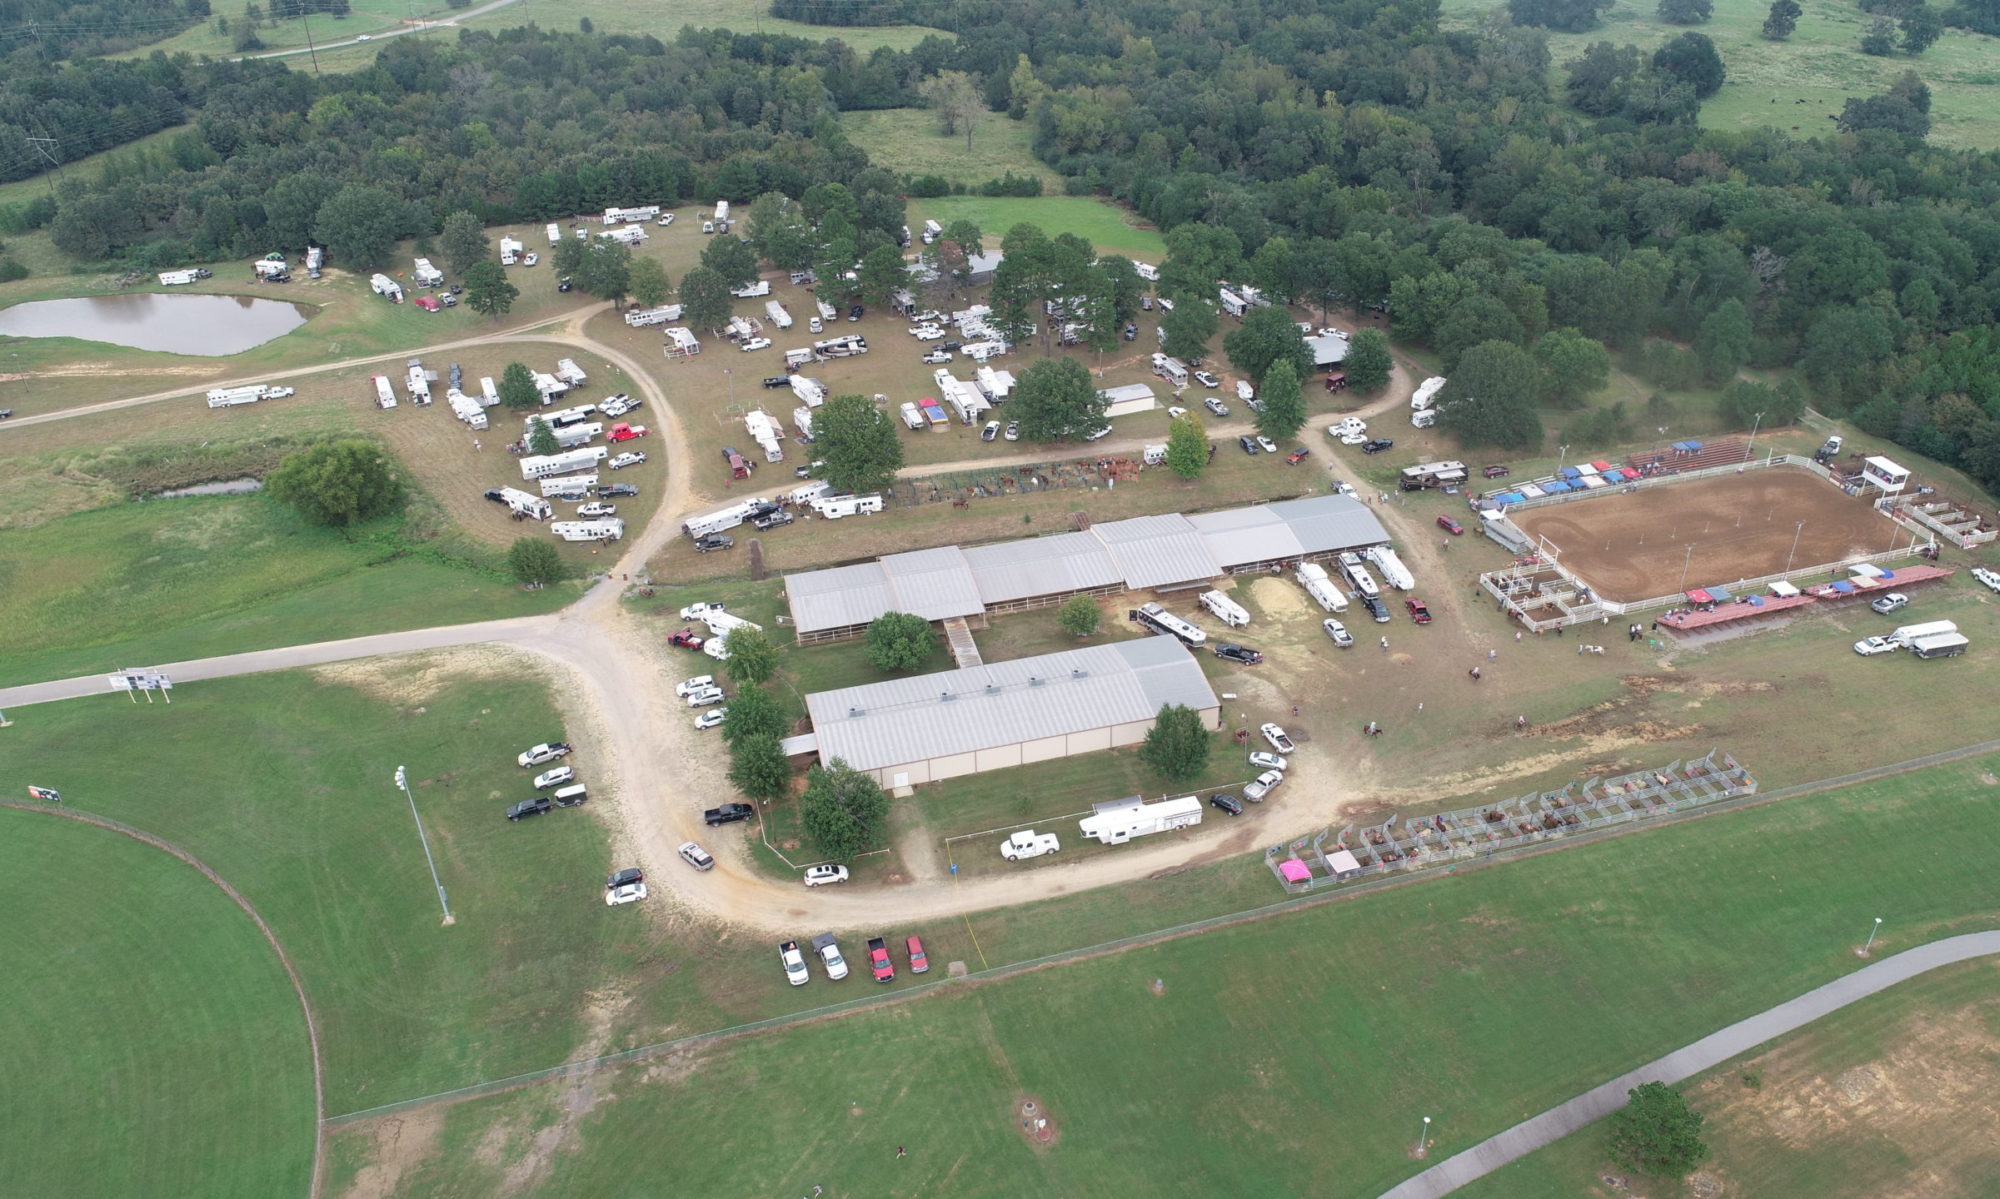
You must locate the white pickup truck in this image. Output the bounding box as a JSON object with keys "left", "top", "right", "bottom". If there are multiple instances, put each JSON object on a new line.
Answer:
{"left": 1000, "top": 830, "right": 1061, "bottom": 861}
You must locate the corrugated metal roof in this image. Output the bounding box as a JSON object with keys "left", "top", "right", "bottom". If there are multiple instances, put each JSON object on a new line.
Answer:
{"left": 1307, "top": 334, "right": 1348, "bottom": 367}
{"left": 964, "top": 533, "right": 1122, "bottom": 604}
{"left": 1187, "top": 506, "right": 1306, "bottom": 568}
{"left": 1266, "top": 494, "right": 1389, "bottom": 556}
{"left": 787, "top": 562, "right": 898, "bottom": 633}
{"left": 804, "top": 638, "right": 1217, "bottom": 773}
{"left": 1099, "top": 384, "right": 1155, "bottom": 404}
{"left": 1092, "top": 513, "right": 1221, "bottom": 590}
{"left": 881, "top": 546, "right": 984, "bottom": 620}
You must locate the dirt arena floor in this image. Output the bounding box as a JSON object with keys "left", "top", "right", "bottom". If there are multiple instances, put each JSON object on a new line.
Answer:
{"left": 1512, "top": 467, "right": 1914, "bottom": 601}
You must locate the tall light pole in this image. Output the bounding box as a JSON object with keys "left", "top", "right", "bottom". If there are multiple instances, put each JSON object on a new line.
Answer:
{"left": 1746, "top": 410, "right": 1765, "bottom": 460}
{"left": 395, "top": 766, "right": 453, "bottom": 923}
{"left": 1785, "top": 520, "right": 1807, "bottom": 574}
{"left": 1679, "top": 542, "right": 1696, "bottom": 593}
{"left": 1417, "top": 1115, "right": 1431, "bottom": 1156}
{"left": 724, "top": 367, "right": 735, "bottom": 411}
{"left": 1860, "top": 916, "right": 1882, "bottom": 957}
{"left": 1556, "top": 442, "right": 1571, "bottom": 474}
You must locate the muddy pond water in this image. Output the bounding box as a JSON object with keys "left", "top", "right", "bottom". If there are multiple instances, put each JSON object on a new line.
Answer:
{"left": 0, "top": 292, "right": 313, "bottom": 355}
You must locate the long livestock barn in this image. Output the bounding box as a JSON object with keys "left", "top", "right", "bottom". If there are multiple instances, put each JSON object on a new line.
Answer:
{"left": 800, "top": 637, "right": 1221, "bottom": 788}
{"left": 783, "top": 494, "right": 1389, "bottom": 642}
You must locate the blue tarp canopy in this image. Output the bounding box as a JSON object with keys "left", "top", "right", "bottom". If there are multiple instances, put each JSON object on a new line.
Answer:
{"left": 1707, "top": 584, "right": 1735, "bottom": 601}
{"left": 1878, "top": 568, "right": 1896, "bottom": 579}
{"left": 1544, "top": 480, "right": 1572, "bottom": 493}
{"left": 1558, "top": 466, "right": 1582, "bottom": 479}
{"left": 1828, "top": 579, "right": 1856, "bottom": 594}
{"left": 1495, "top": 492, "right": 1525, "bottom": 504}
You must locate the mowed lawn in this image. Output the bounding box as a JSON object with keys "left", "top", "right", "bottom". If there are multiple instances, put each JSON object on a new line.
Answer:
{"left": 909, "top": 196, "right": 1167, "bottom": 261}
{"left": 331, "top": 755, "right": 2000, "bottom": 1196}
{"left": 0, "top": 496, "right": 571, "bottom": 685}
{"left": 5, "top": 670, "right": 646, "bottom": 1110}
{"left": 1465, "top": 959, "right": 2000, "bottom": 1198}
{"left": 0, "top": 810, "right": 314, "bottom": 1198}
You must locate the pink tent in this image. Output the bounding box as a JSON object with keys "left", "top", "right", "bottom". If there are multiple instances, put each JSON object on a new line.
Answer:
{"left": 1278, "top": 860, "right": 1312, "bottom": 883}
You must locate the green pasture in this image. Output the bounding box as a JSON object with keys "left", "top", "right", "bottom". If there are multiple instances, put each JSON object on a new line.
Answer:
{"left": 841, "top": 108, "right": 1062, "bottom": 188}
{"left": 0, "top": 810, "right": 315, "bottom": 1198}
{"left": 328, "top": 753, "right": 2000, "bottom": 1196}
{"left": 909, "top": 196, "right": 1167, "bottom": 261}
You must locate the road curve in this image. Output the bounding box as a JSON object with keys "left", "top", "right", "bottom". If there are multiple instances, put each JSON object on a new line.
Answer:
{"left": 240, "top": 0, "right": 525, "bottom": 60}
{"left": 1379, "top": 929, "right": 2000, "bottom": 1198}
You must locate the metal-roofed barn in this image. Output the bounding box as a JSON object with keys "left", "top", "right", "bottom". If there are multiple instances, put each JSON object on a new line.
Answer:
{"left": 804, "top": 637, "right": 1221, "bottom": 787}
{"left": 1092, "top": 513, "right": 1223, "bottom": 591}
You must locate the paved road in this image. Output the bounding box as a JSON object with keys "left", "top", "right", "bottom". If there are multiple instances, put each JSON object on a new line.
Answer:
{"left": 240, "top": 0, "right": 524, "bottom": 60}
{"left": 1378, "top": 929, "right": 2000, "bottom": 1198}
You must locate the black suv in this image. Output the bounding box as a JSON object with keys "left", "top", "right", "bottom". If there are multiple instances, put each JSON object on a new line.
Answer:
{"left": 1239, "top": 435, "right": 1260, "bottom": 455}
{"left": 1213, "top": 643, "right": 1264, "bottom": 665}
{"left": 753, "top": 510, "right": 795, "bottom": 531}
{"left": 607, "top": 867, "right": 644, "bottom": 888}
{"left": 507, "top": 797, "right": 552, "bottom": 821}
{"left": 762, "top": 376, "right": 791, "bottom": 389}
{"left": 1361, "top": 438, "right": 1395, "bottom": 454}
{"left": 1210, "top": 792, "right": 1245, "bottom": 816}
{"left": 705, "top": 802, "right": 756, "bottom": 826}
{"left": 695, "top": 534, "right": 735, "bottom": 553}
{"left": 483, "top": 488, "right": 507, "bottom": 504}
{"left": 557, "top": 276, "right": 573, "bottom": 293}
{"left": 597, "top": 484, "right": 638, "bottom": 498}
{"left": 848, "top": 304, "right": 865, "bottom": 321}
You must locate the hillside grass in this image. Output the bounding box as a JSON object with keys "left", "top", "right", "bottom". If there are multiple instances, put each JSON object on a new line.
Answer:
{"left": 1440, "top": 0, "right": 2000, "bottom": 150}
{"left": 328, "top": 753, "right": 2000, "bottom": 1196}
{"left": 841, "top": 108, "right": 1062, "bottom": 188}
{"left": 909, "top": 196, "right": 1167, "bottom": 261}
{"left": 0, "top": 810, "right": 316, "bottom": 1198}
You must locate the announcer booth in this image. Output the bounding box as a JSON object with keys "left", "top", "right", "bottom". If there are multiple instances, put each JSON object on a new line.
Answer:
{"left": 1861, "top": 455, "right": 1911, "bottom": 494}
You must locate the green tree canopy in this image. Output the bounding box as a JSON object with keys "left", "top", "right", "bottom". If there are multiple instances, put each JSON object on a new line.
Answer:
{"left": 526, "top": 416, "right": 558, "bottom": 456}
{"left": 721, "top": 684, "right": 787, "bottom": 746}
{"left": 1165, "top": 412, "right": 1208, "bottom": 480}
{"left": 629, "top": 256, "right": 671, "bottom": 309}
{"left": 1140, "top": 703, "right": 1211, "bottom": 783}
{"left": 1012, "top": 357, "right": 1108, "bottom": 442}
{"left": 1224, "top": 303, "right": 1313, "bottom": 387}
{"left": 497, "top": 361, "right": 539, "bottom": 412}
{"left": 1438, "top": 341, "right": 1546, "bottom": 450}
{"left": 1657, "top": 0, "right": 1711, "bottom": 21}
{"left": 506, "top": 537, "right": 563, "bottom": 586}
{"left": 746, "top": 192, "right": 815, "bottom": 271}
{"left": 1255, "top": 359, "right": 1307, "bottom": 441}
{"left": 576, "top": 239, "right": 631, "bottom": 307}
{"left": 1509, "top": 0, "right": 1612, "bottom": 31}
{"left": 816, "top": 393, "right": 904, "bottom": 496}
{"left": 1608, "top": 1082, "right": 1708, "bottom": 1178}
{"left": 1056, "top": 594, "right": 1101, "bottom": 637}
{"left": 1762, "top": 0, "right": 1800, "bottom": 36}
{"left": 265, "top": 440, "right": 403, "bottom": 528}
{"left": 1652, "top": 32, "right": 1725, "bottom": 98}
{"left": 1694, "top": 299, "right": 1752, "bottom": 383}
{"left": 312, "top": 184, "right": 403, "bottom": 269}
{"left": 1161, "top": 297, "right": 1219, "bottom": 363}
{"left": 1342, "top": 328, "right": 1393, "bottom": 393}
{"left": 865, "top": 611, "right": 937, "bottom": 672}
{"left": 700, "top": 233, "right": 761, "bottom": 289}
{"left": 439, "top": 210, "right": 490, "bottom": 277}
{"left": 1436, "top": 293, "right": 1526, "bottom": 372}
{"left": 552, "top": 233, "right": 585, "bottom": 279}
{"left": 462, "top": 259, "right": 518, "bottom": 319}
{"left": 799, "top": 759, "right": 891, "bottom": 859}
{"left": 727, "top": 734, "right": 792, "bottom": 803}
{"left": 1901, "top": 2, "right": 1943, "bottom": 53}
{"left": 856, "top": 244, "right": 907, "bottom": 308}
{"left": 1535, "top": 327, "right": 1611, "bottom": 407}
{"left": 678, "top": 266, "right": 733, "bottom": 331}
{"left": 721, "top": 625, "right": 778, "bottom": 686}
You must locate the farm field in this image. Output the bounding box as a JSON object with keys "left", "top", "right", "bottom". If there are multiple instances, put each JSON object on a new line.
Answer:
{"left": 909, "top": 196, "right": 1169, "bottom": 261}
{"left": 841, "top": 108, "right": 1064, "bottom": 189}
{"left": 474, "top": 0, "right": 953, "bottom": 52}
{"left": 322, "top": 753, "right": 2000, "bottom": 1196}
{"left": 0, "top": 809, "right": 315, "bottom": 1199}
{"left": 1438, "top": 0, "right": 2000, "bottom": 150}
{"left": 1464, "top": 958, "right": 2000, "bottom": 1199}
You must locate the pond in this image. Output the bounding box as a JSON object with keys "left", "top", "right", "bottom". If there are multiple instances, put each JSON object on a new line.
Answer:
{"left": 0, "top": 292, "right": 314, "bottom": 356}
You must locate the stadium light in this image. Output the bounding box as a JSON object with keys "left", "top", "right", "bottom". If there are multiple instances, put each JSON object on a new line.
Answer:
{"left": 1746, "top": 410, "right": 1766, "bottom": 459}
{"left": 394, "top": 765, "right": 454, "bottom": 924}
{"left": 1860, "top": 916, "right": 1882, "bottom": 956}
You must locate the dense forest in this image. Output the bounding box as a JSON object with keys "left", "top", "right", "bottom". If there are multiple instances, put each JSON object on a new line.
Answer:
{"left": 6, "top": 1, "right": 2000, "bottom": 490}
{"left": 0, "top": 0, "right": 205, "bottom": 62}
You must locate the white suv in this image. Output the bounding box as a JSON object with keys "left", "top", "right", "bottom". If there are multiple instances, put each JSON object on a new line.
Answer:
{"left": 803, "top": 864, "right": 849, "bottom": 887}
{"left": 684, "top": 686, "right": 725, "bottom": 708}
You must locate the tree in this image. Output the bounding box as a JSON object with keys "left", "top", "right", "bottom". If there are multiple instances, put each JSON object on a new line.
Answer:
{"left": 1056, "top": 594, "right": 1101, "bottom": 637}
{"left": 576, "top": 239, "right": 631, "bottom": 308}
{"left": 1161, "top": 298, "right": 1219, "bottom": 364}
{"left": 916, "top": 70, "right": 986, "bottom": 150}
{"left": 552, "top": 232, "right": 586, "bottom": 279}
{"left": 1140, "top": 703, "right": 1211, "bottom": 783}
{"left": 1652, "top": 32, "right": 1725, "bottom": 98}
{"left": 439, "top": 209, "right": 489, "bottom": 277}
{"left": 727, "top": 734, "right": 792, "bottom": 803}
{"left": 462, "top": 259, "right": 518, "bottom": 319}
{"left": 506, "top": 537, "right": 563, "bottom": 586}
{"left": 816, "top": 393, "right": 904, "bottom": 496}
{"left": 700, "top": 234, "right": 760, "bottom": 289}
{"left": 1565, "top": 41, "right": 1644, "bottom": 116}
{"left": 865, "top": 612, "right": 936, "bottom": 672}
{"left": 799, "top": 759, "right": 891, "bottom": 859}
{"left": 1509, "top": 0, "right": 1613, "bottom": 32}
{"left": 1011, "top": 358, "right": 1107, "bottom": 442}
{"left": 1435, "top": 294, "right": 1526, "bottom": 372}
{"left": 1437, "top": 341, "right": 1546, "bottom": 450}
{"left": 1165, "top": 412, "right": 1208, "bottom": 480}
{"left": 746, "top": 192, "right": 814, "bottom": 271}
{"left": 1861, "top": 17, "right": 1897, "bottom": 54}
{"left": 265, "top": 440, "right": 402, "bottom": 528}
{"left": 1657, "top": 0, "right": 1711, "bottom": 22}
{"left": 678, "top": 266, "right": 733, "bottom": 331}
{"left": 1344, "top": 328, "right": 1393, "bottom": 393}
{"left": 1761, "top": 0, "right": 1800, "bottom": 37}
{"left": 526, "top": 416, "right": 558, "bottom": 456}
{"left": 1224, "top": 304, "right": 1313, "bottom": 387}
{"left": 721, "top": 685, "right": 787, "bottom": 746}
{"left": 1535, "top": 328, "right": 1611, "bottom": 406}
{"left": 1694, "top": 299, "right": 1752, "bottom": 383}
{"left": 497, "top": 361, "right": 539, "bottom": 412}
{"left": 856, "top": 244, "right": 906, "bottom": 308}
{"left": 722, "top": 625, "right": 778, "bottom": 686}
{"left": 1160, "top": 223, "right": 1242, "bottom": 303}
{"left": 1901, "top": 2, "right": 1943, "bottom": 53}
{"left": 629, "top": 256, "right": 671, "bottom": 309}
{"left": 1256, "top": 359, "right": 1307, "bottom": 441}
{"left": 1608, "top": 1083, "right": 1708, "bottom": 1178}
{"left": 1096, "top": 255, "right": 1145, "bottom": 323}
{"left": 312, "top": 184, "right": 401, "bottom": 269}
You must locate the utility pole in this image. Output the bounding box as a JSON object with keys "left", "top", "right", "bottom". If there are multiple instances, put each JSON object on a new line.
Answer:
{"left": 25, "top": 136, "right": 61, "bottom": 195}
{"left": 301, "top": 11, "right": 322, "bottom": 76}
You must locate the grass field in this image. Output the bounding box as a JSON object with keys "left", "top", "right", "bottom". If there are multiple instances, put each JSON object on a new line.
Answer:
{"left": 0, "top": 496, "right": 572, "bottom": 685}
{"left": 1440, "top": 0, "right": 2000, "bottom": 150}
{"left": 842, "top": 108, "right": 1062, "bottom": 189}
{"left": 325, "top": 752, "right": 2000, "bottom": 1195}
{"left": 909, "top": 196, "right": 1167, "bottom": 261}
{"left": 0, "top": 809, "right": 315, "bottom": 1198}
{"left": 1465, "top": 958, "right": 2000, "bottom": 1198}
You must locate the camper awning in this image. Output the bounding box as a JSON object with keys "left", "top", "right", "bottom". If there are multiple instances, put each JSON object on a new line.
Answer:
{"left": 1685, "top": 588, "right": 1714, "bottom": 603}
{"left": 1278, "top": 860, "right": 1312, "bottom": 883}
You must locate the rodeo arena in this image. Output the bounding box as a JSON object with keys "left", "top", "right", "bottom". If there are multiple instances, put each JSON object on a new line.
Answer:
{"left": 1465, "top": 436, "right": 1997, "bottom": 638}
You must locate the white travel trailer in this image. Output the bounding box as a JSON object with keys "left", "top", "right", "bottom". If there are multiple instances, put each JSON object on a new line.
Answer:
{"left": 1198, "top": 590, "right": 1251, "bottom": 628}
{"left": 1078, "top": 795, "right": 1203, "bottom": 846}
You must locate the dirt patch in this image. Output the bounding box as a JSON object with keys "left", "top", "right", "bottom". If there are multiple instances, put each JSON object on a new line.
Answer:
{"left": 1246, "top": 575, "right": 1316, "bottom": 623}
{"left": 464, "top": 986, "right": 634, "bottom": 1195}
{"left": 310, "top": 645, "right": 536, "bottom": 708}
{"left": 1148, "top": 977, "right": 1166, "bottom": 996}
{"left": 1014, "top": 1095, "right": 1060, "bottom": 1151}
{"left": 335, "top": 1109, "right": 445, "bottom": 1199}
